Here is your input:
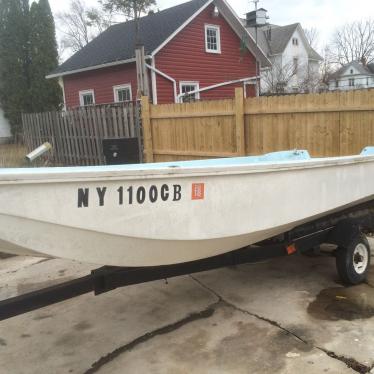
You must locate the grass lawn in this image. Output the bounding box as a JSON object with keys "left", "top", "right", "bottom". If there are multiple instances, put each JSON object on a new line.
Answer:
{"left": 0, "top": 143, "right": 28, "bottom": 168}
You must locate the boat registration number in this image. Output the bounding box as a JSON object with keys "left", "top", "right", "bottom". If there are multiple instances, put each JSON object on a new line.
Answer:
{"left": 77, "top": 184, "right": 184, "bottom": 208}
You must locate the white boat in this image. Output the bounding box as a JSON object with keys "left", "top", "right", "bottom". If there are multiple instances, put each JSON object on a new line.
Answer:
{"left": 0, "top": 148, "right": 374, "bottom": 267}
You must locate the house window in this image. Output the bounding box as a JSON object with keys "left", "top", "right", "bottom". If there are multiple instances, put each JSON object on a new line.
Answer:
{"left": 350, "top": 69, "right": 354, "bottom": 74}
{"left": 349, "top": 78, "right": 355, "bottom": 87}
{"left": 180, "top": 82, "right": 200, "bottom": 102}
{"left": 113, "top": 84, "right": 132, "bottom": 102}
{"left": 205, "top": 25, "right": 221, "bottom": 53}
{"left": 293, "top": 57, "right": 299, "bottom": 73}
{"left": 79, "top": 90, "right": 95, "bottom": 106}
{"left": 292, "top": 38, "right": 298, "bottom": 46}
{"left": 335, "top": 80, "right": 339, "bottom": 88}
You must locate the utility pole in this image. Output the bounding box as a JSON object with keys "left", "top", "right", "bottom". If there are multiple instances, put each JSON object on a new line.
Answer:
{"left": 248, "top": 0, "right": 268, "bottom": 96}
{"left": 252, "top": 0, "right": 260, "bottom": 96}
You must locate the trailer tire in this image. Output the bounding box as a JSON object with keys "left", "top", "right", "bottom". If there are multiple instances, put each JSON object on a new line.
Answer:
{"left": 336, "top": 234, "right": 371, "bottom": 285}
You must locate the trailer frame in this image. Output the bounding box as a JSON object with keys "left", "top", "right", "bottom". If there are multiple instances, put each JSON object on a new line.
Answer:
{"left": 1, "top": 199, "right": 374, "bottom": 321}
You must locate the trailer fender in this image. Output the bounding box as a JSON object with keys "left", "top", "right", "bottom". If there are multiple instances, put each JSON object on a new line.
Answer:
{"left": 326, "top": 219, "right": 361, "bottom": 247}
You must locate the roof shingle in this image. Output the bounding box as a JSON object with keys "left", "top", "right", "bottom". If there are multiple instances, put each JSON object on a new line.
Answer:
{"left": 329, "top": 61, "right": 374, "bottom": 80}
{"left": 51, "top": 0, "right": 209, "bottom": 76}
{"left": 246, "top": 23, "right": 322, "bottom": 61}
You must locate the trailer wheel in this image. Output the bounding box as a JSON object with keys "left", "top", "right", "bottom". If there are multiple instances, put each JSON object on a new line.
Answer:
{"left": 336, "top": 234, "right": 371, "bottom": 285}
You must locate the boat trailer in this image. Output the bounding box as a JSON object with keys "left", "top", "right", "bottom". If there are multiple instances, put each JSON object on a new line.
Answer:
{"left": 1, "top": 200, "right": 373, "bottom": 321}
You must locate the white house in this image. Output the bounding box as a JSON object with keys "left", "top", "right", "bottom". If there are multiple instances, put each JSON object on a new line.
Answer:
{"left": 328, "top": 61, "right": 374, "bottom": 91}
{"left": 0, "top": 106, "right": 11, "bottom": 144}
{"left": 245, "top": 14, "right": 323, "bottom": 94}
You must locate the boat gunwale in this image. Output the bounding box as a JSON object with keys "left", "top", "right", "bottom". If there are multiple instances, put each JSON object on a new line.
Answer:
{"left": 0, "top": 154, "right": 374, "bottom": 184}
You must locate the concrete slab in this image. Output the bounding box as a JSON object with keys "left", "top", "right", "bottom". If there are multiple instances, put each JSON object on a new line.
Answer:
{"left": 1, "top": 243, "right": 374, "bottom": 374}
{"left": 193, "top": 255, "right": 374, "bottom": 368}
{"left": 0, "top": 257, "right": 217, "bottom": 374}
{"left": 98, "top": 305, "right": 356, "bottom": 374}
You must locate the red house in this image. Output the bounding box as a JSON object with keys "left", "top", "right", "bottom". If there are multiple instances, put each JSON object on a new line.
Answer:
{"left": 47, "top": 0, "right": 271, "bottom": 107}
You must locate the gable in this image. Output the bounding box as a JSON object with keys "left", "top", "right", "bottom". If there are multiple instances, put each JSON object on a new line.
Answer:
{"left": 156, "top": 4, "right": 255, "bottom": 62}
{"left": 343, "top": 65, "right": 374, "bottom": 77}
{"left": 282, "top": 25, "right": 322, "bottom": 61}
{"left": 341, "top": 65, "right": 361, "bottom": 76}
{"left": 48, "top": 0, "right": 270, "bottom": 78}
{"left": 283, "top": 27, "right": 308, "bottom": 55}
{"left": 269, "top": 24, "right": 299, "bottom": 55}
{"left": 330, "top": 60, "right": 374, "bottom": 81}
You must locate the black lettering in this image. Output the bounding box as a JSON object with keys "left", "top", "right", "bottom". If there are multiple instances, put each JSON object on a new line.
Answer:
{"left": 96, "top": 187, "right": 107, "bottom": 207}
{"left": 127, "top": 186, "right": 133, "bottom": 204}
{"left": 78, "top": 188, "right": 89, "bottom": 208}
{"left": 117, "top": 186, "right": 123, "bottom": 205}
{"left": 161, "top": 184, "right": 169, "bottom": 201}
{"left": 137, "top": 186, "right": 146, "bottom": 204}
{"left": 173, "top": 185, "right": 182, "bottom": 201}
{"left": 149, "top": 185, "right": 158, "bottom": 203}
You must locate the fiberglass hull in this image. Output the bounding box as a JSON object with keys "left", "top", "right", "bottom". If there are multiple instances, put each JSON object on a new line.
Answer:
{"left": 0, "top": 150, "right": 373, "bottom": 266}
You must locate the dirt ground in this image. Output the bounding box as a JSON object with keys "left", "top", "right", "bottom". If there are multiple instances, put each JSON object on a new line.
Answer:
{"left": 0, "top": 243, "right": 374, "bottom": 374}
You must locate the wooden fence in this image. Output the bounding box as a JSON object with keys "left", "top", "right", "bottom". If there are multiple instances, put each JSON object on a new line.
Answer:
{"left": 141, "top": 88, "right": 374, "bottom": 162}
{"left": 22, "top": 102, "right": 141, "bottom": 166}
{"left": 22, "top": 89, "right": 374, "bottom": 166}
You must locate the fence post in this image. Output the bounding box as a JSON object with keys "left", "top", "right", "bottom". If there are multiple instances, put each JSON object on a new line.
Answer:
{"left": 235, "top": 87, "right": 245, "bottom": 156}
{"left": 141, "top": 96, "right": 154, "bottom": 163}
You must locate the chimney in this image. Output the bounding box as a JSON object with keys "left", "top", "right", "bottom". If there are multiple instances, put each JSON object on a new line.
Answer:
{"left": 246, "top": 8, "right": 268, "bottom": 28}
{"left": 361, "top": 56, "right": 367, "bottom": 66}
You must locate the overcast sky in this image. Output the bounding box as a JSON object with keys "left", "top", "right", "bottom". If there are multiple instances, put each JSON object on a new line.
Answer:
{"left": 48, "top": 0, "right": 374, "bottom": 53}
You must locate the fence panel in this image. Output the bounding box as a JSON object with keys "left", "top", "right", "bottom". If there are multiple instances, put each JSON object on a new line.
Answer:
{"left": 142, "top": 88, "right": 374, "bottom": 162}
{"left": 22, "top": 102, "right": 141, "bottom": 166}
{"left": 143, "top": 97, "right": 237, "bottom": 162}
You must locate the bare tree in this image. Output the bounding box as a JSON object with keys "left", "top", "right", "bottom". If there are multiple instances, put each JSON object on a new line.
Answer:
{"left": 331, "top": 19, "right": 374, "bottom": 65}
{"left": 57, "top": 0, "right": 113, "bottom": 55}
{"left": 298, "top": 65, "right": 321, "bottom": 93}
{"left": 320, "top": 45, "right": 336, "bottom": 85}
{"left": 262, "top": 61, "right": 297, "bottom": 94}
{"left": 100, "top": 0, "right": 156, "bottom": 44}
{"left": 304, "top": 27, "right": 319, "bottom": 50}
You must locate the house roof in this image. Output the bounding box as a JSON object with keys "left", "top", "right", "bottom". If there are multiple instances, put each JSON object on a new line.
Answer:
{"left": 49, "top": 0, "right": 270, "bottom": 78}
{"left": 268, "top": 23, "right": 299, "bottom": 55}
{"left": 329, "top": 61, "right": 374, "bottom": 80}
{"left": 246, "top": 23, "right": 323, "bottom": 61}
{"left": 50, "top": 0, "right": 210, "bottom": 77}
{"left": 308, "top": 47, "right": 323, "bottom": 61}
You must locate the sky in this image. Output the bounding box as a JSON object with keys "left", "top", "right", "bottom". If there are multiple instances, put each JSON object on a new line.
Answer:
{"left": 49, "top": 0, "right": 374, "bottom": 53}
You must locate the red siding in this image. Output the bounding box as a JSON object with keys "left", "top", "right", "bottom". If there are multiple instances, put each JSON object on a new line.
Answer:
{"left": 63, "top": 4, "right": 258, "bottom": 107}
{"left": 154, "top": 4, "right": 257, "bottom": 104}
{"left": 63, "top": 63, "right": 138, "bottom": 108}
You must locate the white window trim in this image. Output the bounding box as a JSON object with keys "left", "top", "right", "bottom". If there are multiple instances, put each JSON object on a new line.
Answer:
{"left": 113, "top": 84, "right": 132, "bottom": 102}
{"left": 179, "top": 81, "right": 200, "bottom": 101}
{"left": 205, "top": 24, "right": 221, "bottom": 54}
{"left": 79, "top": 89, "right": 95, "bottom": 106}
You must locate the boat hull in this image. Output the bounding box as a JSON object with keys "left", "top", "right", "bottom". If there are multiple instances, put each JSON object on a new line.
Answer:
{"left": 0, "top": 153, "right": 374, "bottom": 266}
